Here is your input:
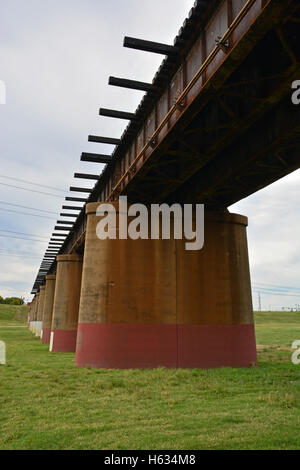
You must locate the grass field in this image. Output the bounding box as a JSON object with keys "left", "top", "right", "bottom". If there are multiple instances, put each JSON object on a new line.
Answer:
{"left": 0, "top": 305, "right": 299, "bottom": 450}
{"left": 0, "top": 304, "right": 28, "bottom": 326}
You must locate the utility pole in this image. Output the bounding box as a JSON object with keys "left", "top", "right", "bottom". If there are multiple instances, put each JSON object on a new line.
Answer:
{"left": 258, "top": 292, "right": 261, "bottom": 312}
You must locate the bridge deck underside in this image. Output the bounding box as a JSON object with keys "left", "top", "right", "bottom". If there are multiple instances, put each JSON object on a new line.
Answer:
{"left": 121, "top": 2, "right": 300, "bottom": 208}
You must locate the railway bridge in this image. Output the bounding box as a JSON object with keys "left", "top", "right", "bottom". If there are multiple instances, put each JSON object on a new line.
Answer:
{"left": 28, "top": 0, "right": 300, "bottom": 368}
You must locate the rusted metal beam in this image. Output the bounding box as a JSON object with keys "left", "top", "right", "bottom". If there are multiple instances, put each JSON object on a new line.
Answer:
{"left": 123, "top": 36, "right": 180, "bottom": 55}
{"left": 99, "top": 108, "right": 137, "bottom": 121}
{"left": 74, "top": 173, "right": 100, "bottom": 180}
{"left": 81, "top": 153, "right": 112, "bottom": 164}
{"left": 109, "top": 76, "right": 156, "bottom": 92}
{"left": 88, "top": 135, "right": 121, "bottom": 145}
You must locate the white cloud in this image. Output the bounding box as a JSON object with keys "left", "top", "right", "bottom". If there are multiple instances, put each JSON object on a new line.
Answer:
{"left": 231, "top": 170, "right": 300, "bottom": 310}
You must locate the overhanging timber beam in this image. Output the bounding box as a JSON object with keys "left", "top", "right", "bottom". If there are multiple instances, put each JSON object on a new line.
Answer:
{"left": 123, "top": 36, "right": 180, "bottom": 55}
{"left": 108, "top": 76, "right": 156, "bottom": 92}
{"left": 65, "top": 197, "right": 87, "bottom": 203}
{"left": 74, "top": 173, "right": 100, "bottom": 181}
{"left": 69, "top": 187, "right": 93, "bottom": 193}
{"left": 99, "top": 108, "right": 137, "bottom": 121}
{"left": 81, "top": 153, "right": 112, "bottom": 164}
{"left": 88, "top": 135, "right": 122, "bottom": 145}
{"left": 54, "top": 226, "right": 72, "bottom": 231}
{"left": 60, "top": 213, "right": 77, "bottom": 217}
{"left": 56, "top": 221, "right": 74, "bottom": 225}
{"left": 62, "top": 206, "right": 82, "bottom": 211}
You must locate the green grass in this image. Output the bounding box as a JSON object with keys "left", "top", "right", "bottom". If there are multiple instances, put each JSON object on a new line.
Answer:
{"left": 0, "top": 305, "right": 299, "bottom": 450}
{"left": 0, "top": 304, "right": 28, "bottom": 326}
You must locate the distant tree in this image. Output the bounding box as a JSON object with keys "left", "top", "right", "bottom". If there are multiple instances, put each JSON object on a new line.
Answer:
{"left": 3, "top": 297, "right": 24, "bottom": 305}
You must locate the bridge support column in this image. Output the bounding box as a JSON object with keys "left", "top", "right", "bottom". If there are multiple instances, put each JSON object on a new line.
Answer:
{"left": 41, "top": 275, "right": 56, "bottom": 344}
{"left": 29, "top": 295, "right": 37, "bottom": 332}
{"left": 50, "top": 255, "right": 83, "bottom": 352}
{"left": 175, "top": 211, "right": 257, "bottom": 368}
{"left": 36, "top": 287, "right": 45, "bottom": 337}
{"left": 75, "top": 203, "right": 257, "bottom": 369}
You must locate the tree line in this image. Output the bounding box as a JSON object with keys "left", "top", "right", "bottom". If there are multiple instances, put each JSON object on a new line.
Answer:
{"left": 0, "top": 296, "right": 25, "bottom": 305}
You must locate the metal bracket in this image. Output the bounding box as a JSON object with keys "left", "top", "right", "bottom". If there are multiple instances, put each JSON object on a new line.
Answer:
{"left": 215, "top": 36, "right": 230, "bottom": 53}
{"left": 174, "top": 98, "right": 186, "bottom": 110}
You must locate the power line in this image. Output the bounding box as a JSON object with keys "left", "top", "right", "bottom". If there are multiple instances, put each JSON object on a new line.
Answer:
{"left": 0, "top": 207, "right": 56, "bottom": 219}
{"left": 253, "top": 282, "right": 300, "bottom": 292}
{"left": 0, "top": 200, "right": 58, "bottom": 215}
{"left": 253, "top": 287, "right": 300, "bottom": 294}
{"left": 0, "top": 253, "right": 43, "bottom": 260}
{"left": 0, "top": 174, "right": 67, "bottom": 193}
{"left": 0, "top": 229, "right": 49, "bottom": 239}
{"left": 0, "top": 182, "right": 64, "bottom": 198}
{"left": 0, "top": 234, "right": 47, "bottom": 243}
{"left": 0, "top": 248, "right": 42, "bottom": 257}
{"left": 252, "top": 289, "right": 300, "bottom": 298}
{"left": 0, "top": 253, "right": 42, "bottom": 260}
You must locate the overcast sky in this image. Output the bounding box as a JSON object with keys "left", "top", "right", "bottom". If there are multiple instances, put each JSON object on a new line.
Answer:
{"left": 0, "top": 0, "right": 299, "bottom": 309}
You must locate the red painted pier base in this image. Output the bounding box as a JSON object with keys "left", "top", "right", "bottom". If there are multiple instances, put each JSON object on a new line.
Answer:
{"left": 50, "top": 330, "right": 78, "bottom": 353}
{"left": 50, "top": 254, "right": 83, "bottom": 353}
{"left": 41, "top": 328, "right": 51, "bottom": 344}
{"left": 76, "top": 323, "right": 257, "bottom": 369}
{"left": 75, "top": 204, "right": 257, "bottom": 369}
{"left": 40, "top": 274, "right": 56, "bottom": 344}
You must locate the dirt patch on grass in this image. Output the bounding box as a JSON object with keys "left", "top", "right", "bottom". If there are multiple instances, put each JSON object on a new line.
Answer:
{"left": 257, "top": 344, "right": 293, "bottom": 352}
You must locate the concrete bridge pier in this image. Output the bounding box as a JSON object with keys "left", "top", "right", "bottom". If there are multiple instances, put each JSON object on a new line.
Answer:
{"left": 27, "top": 301, "right": 32, "bottom": 326}
{"left": 36, "top": 286, "right": 45, "bottom": 337}
{"left": 41, "top": 274, "right": 56, "bottom": 344}
{"left": 31, "top": 292, "right": 39, "bottom": 335}
{"left": 50, "top": 254, "right": 83, "bottom": 352}
{"left": 75, "top": 202, "right": 257, "bottom": 369}
{"left": 29, "top": 295, "right": 37, "bottom": 332}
